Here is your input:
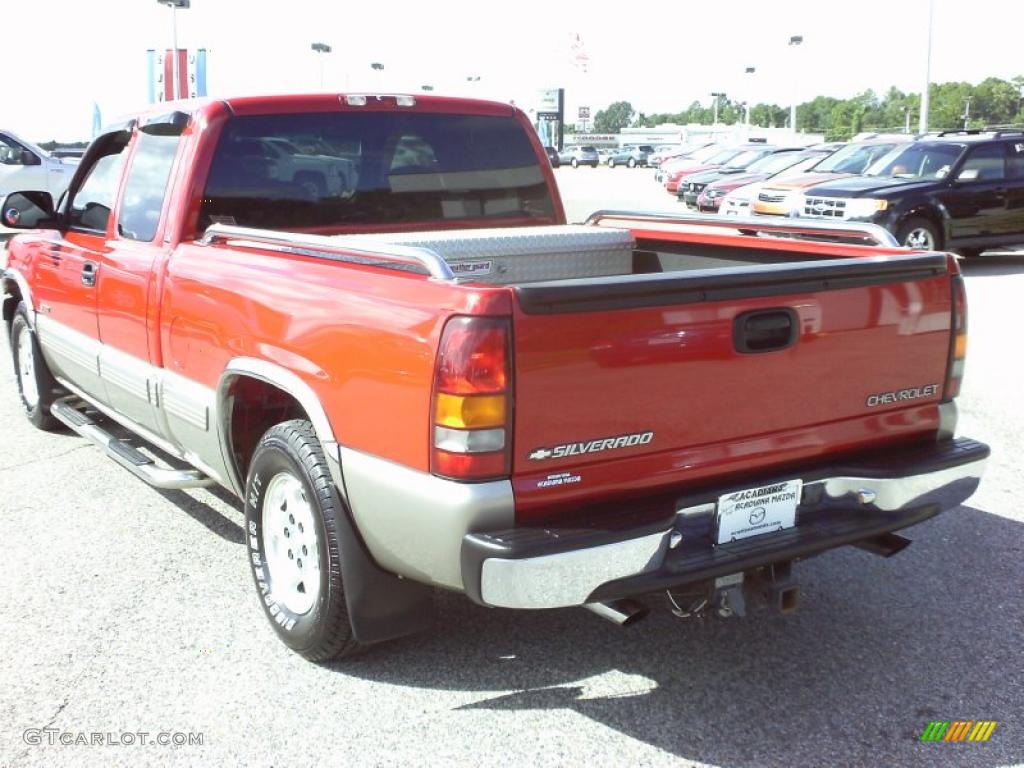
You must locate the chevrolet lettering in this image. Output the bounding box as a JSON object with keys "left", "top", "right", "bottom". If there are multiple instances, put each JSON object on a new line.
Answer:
{"left": 866, "top": 384, "right": 940, "bottom": 408}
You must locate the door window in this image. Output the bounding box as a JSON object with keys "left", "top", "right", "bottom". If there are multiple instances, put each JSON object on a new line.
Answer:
{"left": 118, "top": 132, "right": 182, "bottom": 241}
{"left": 957, "top": 143, "right": 1007, "bottom": 182}
{"left": 1007, "top": 142, "right": 1024, "bottom": 179}
{"left": 69, "top": 143, "right": 128, "bottom": 233}
{"left": 0, "top": 134, "right": 33, "bottom": 165}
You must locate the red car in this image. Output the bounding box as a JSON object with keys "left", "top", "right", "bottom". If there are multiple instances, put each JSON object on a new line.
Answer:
{"left": 2, "top": 92, "right": 986, "bottom": 661}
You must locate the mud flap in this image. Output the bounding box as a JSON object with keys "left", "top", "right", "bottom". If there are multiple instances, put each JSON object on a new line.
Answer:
{"left": 337, "top": 502, "right": 436, "bottom": 645}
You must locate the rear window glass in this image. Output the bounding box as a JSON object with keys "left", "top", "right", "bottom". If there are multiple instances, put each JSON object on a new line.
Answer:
{"left": 199, "top": 112, "right": 555, "bottom": 232}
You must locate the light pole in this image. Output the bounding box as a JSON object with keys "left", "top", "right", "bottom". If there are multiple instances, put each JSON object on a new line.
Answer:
{"left": 788, "top": 35, "right": 803, "bottom": 135}
{"left": 920, "top": 0, "right": 934, "bottom": 133}
{"left": 311, "top": 42, "right": 331, "bottom": 90}
{"left": 744, "top": 66, "right": 756, "bottom": 125}
{"left": 710, "top": 92, "right": 725, "bottom": 125}
{"left": 903, "top": 105, "right": 912, "bottom": 134}
{"left": 962, "top": 97, "right": 971, "bottom": 130}
{"left": 157, "top": 0, "right": 190, "bottom": 101}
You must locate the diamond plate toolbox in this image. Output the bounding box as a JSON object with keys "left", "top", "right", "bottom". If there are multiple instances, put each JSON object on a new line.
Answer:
{"left": 343, "top": 225, "right": 636, "bottom": 284}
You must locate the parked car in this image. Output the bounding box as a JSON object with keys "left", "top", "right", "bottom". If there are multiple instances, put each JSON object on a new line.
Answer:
{"left": 654, "top": 143, "right": 718, "bottom": 181}
{"left": 544, "top": 146, "right": 560, "bottom": 168}
{"left": 695, "top": 148, "right": 835, "bottom": 213}
{"left": 793, "top": 129, "right": 1024, "bottom": 254}
{"left": 608, "top": 145, "right": 657, "bottom": 168}
{"left": 1, "top": 130, "right": 74, "bottom": 226}
{"left": 558, "top": 145, "right": 600, "bottom": 167}
{"left": 1, "top": 92, "right": 987, "bottom": 662}
{"left": 662, "top": 146, "right": 752, "bottom": 194}
{"left": 718, "top": 150, "right": 840, "bottom": 216}
{"left": 752, "top": 139, "right": 910, "bottom": 216}
{"left": 650, "top": 143, "right": 714, "bottom": 172}
{"left": 678, "top": 147, "right": 805, "bottom": 208}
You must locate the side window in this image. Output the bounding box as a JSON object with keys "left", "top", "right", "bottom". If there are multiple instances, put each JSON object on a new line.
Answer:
{"left": 0, "top": 134, "right": 36, "bottom": 166}
{"left": 957, "top": 143, "right": 1006, "bottom": 182}
{"left": 118, "top": 132, "right": 182, "bottom": 241}
{"left": 1007, "top": 142, "right": 1024, "bottom": 180}
{"left": 69, "top": 148, "right": 128, "bottom": 233}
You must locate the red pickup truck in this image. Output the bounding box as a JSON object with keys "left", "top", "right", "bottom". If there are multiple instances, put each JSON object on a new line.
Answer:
{"left": 1, "top": 94, "right": 987, "bottom": 661}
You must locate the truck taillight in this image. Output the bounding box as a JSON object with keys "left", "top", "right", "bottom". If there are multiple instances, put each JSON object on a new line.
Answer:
{"left": 431, "top": 316, "right": 512, "bottom": 481}
{"left": 944, "top": 274, "right": 968, "bottom": 400}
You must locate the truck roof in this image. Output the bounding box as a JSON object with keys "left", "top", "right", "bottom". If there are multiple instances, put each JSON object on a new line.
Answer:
{"left": 108, "top": 92, "right": 520, "bottom": 131}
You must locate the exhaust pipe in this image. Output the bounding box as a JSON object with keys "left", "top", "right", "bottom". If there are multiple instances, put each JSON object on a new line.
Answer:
{"left": 584, "top": 599, "right": 649, "bottom": 627}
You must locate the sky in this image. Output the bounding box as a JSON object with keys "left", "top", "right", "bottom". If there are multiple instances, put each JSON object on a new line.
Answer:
{"left": 5, "top": 0, "right": 1023, "bottom": 141}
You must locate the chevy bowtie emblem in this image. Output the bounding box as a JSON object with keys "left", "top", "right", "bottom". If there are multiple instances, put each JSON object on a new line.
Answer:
{"left": 528, "top": 448, "right": 554, "bottom": 460}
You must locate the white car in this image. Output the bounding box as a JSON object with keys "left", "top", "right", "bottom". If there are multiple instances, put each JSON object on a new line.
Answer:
{"left": 1, "top": 130, "right": 74, "bottom": 212}
{"left": 719, "top": 180, "right": 765, "bottom": 216}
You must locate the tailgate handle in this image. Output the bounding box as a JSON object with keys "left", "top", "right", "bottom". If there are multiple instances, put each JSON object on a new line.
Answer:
{"left": 734, "top": 309, "right": 798, "bottom": 353}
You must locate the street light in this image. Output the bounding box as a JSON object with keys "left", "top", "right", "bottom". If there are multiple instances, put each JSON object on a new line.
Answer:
{"left": 421, "top": 85, "right": 434, "bottom": 92}
{"left": 788, "top": 35, "right": 803, "bottom": 135}
{"left": 157, "top": 0, "right": 190, "bottom": 101}
{"left": 920, "top": 0, "right": 934, "bottom": 133}
{"left": 311, "top": 42, "right": 331, "bottom": 90}
{"left": 710, "top": 92, "right": 725, "bottom": 125}
{"left": 744, "top": 66, "right": 756, "bottom": 125}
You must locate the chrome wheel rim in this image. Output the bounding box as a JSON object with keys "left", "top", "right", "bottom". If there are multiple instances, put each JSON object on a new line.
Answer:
{"left": 262, "top": 471, "right": 321, "bottom": 615}
{"left": 904, "top": 227, "right": 935, "bottom": 250}
{"left": 16, "top": 324, "right": 39, "bottom": 409}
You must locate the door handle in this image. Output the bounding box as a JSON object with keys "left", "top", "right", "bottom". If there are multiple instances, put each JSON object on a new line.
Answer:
{"left": 734, "top": 308, "right": 799, "bottom": 354}
{"left": 81, "top": 261, "right": 99, "bottom": 287}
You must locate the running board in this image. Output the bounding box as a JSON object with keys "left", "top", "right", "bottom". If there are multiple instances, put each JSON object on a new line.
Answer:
{"left": 51, "top": 398, "right": 215, "bottom": 490}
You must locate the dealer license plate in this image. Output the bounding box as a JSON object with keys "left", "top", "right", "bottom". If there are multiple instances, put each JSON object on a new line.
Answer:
{"left": 716, "top": 479, "right": 802, "bottom": 545}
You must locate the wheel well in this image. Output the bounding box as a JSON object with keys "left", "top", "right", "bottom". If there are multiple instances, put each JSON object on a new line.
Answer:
{"left": 898, "top": 208, "right": 945, "bottom": 248}
{"left": 2, "top": 280, "right": 22, "bottom": 333}
{"left": 225, "top": 376, "right": 308, "bottom": 484}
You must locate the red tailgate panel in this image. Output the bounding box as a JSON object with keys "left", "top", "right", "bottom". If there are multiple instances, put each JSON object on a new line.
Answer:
{"left": 511, "top": 276, "right": 952, "bottom": 521}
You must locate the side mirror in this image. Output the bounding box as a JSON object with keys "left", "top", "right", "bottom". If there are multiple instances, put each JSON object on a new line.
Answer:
{"left": 2, "top": 190, "right": 57, "bottom": 229}
{"left": 20, "top": 150, "right": 41, "bottom": 166}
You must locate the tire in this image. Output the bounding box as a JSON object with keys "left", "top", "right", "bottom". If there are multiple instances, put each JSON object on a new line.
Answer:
{"left": 10, "top": 303, "right": 60, "bottom": 430}
{"left": 608, "top": 158, "right": 616, "bottom": 168}
{"left": 956, "top": 248, "right": 983, "bottom": 259}
{"left": 244, "top": 419, "right": 362, "bottom": 662}
{"left": 628, "top": 158, "right": 637, "bottom": 168}
{"left": 571, "top": 158, "right": 579, "bottom": 168}
{"left": 295, "top": 173, "right": 327, "bottom": 199}
{"left": 896, "top": 217, "right": 942, "bottom": 251}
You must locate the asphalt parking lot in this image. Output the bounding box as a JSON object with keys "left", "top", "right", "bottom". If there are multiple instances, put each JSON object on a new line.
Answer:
{"left": 1, "top": 168, "right": 1022, "bottom": 768}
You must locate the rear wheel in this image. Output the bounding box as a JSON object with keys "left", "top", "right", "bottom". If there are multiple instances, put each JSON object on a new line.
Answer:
{"left": 245, "top": 419, "right": 362, "bottom": 661}
{"left": 608, "top": 158, "right": 616, "bottom": 168}
{"left": 628, "top": 158, "right": 637, "bottom": 168}
{"left": 957, "top": 248, "right": 983, "bottom": 259}
{"left": 896, "top": 217, "right": 942, "bottom": 250}
{"left": 571, "top": 158, "right": 579, "bottom": 168}
{"left": 10, "top": 303, "right": 60, "bottom": 430}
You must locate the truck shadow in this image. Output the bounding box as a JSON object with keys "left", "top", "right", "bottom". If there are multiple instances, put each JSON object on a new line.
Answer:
{"left": 959, "top": 253, "right": 1024, "bottom": 277}
{"left": 338, "top": 505, "right": 1022, "bottom": 768}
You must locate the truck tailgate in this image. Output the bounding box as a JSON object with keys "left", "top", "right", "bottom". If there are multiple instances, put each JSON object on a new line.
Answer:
{"left": 510, "top": 253, "right": 954, "bottom": 520}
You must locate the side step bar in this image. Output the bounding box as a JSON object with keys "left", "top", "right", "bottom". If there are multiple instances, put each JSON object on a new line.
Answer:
{"left": 51, "top": 398, "right": 215, "bottom": 490}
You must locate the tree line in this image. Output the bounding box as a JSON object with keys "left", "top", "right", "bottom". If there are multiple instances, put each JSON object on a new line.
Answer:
{"left": 590, "top": 76, "right": 1024, "bottom": 140}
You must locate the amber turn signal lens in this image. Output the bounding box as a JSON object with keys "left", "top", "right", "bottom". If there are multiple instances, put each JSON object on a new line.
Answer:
{"left": 954, "top": 333, "right": 967, "bottom": 360}
{"left": 434, "top": 393, "right": 507, "bottom": 429}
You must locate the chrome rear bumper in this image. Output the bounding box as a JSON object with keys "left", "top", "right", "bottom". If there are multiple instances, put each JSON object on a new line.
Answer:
{"left": 463, "top": 438, "right": 988, "bottom": 609}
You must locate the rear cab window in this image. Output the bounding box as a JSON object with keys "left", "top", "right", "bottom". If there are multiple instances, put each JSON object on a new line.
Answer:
{"left": 198, "top": 112, "right": 555, "bottom": 233}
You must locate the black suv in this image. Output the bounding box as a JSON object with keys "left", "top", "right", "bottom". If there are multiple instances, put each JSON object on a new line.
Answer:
{"left": 793, "top": 129, "right": 1024, "bottom": 255}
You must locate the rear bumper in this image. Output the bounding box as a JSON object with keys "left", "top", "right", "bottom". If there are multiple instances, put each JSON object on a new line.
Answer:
{"left": 462, "top": 437, "right": 988, "bottom": 609}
